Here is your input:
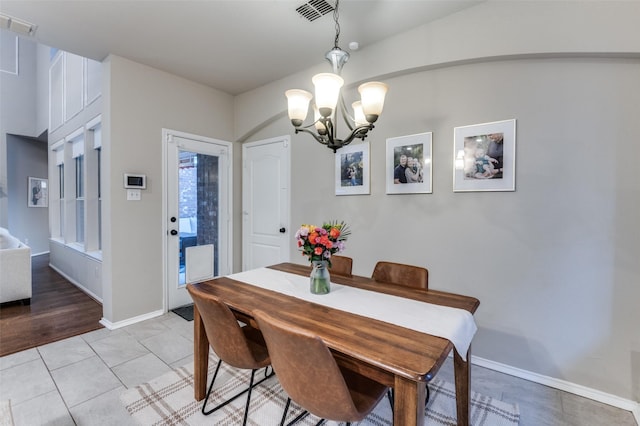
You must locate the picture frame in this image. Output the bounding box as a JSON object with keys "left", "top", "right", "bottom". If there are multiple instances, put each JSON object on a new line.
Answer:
{"left": 386, "top": 132, "right": 432, "bottom": 194}
{"left": 453, "top": 119, "right": 516, "bottom": 192}
{"left": 28, "top": 177, "right": 48, "bottom": 207}
{"left": 335, "top": 142, "right": 370, "bottom": 195}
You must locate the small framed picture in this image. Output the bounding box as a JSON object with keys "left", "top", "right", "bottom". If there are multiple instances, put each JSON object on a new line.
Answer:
{"left": 453, "top": 119, "right": 516, "bottom": 192}
{"left": 335, "top": 142, "right": 370, "bottom": 195}
{"left": 28, "top": 177, "right": 48, "bottom": 207}
{"left": 386, "top": 132, "right": 432, "bottom": 194}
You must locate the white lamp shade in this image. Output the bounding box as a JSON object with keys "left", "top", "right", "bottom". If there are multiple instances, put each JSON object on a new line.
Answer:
{"left": 285, "top": 89, "right": 313, "bottom": 125}
{"left": 358, "top": 81, "right": 388, "bottom": 121}
{"left": 352, "top": 101, "right": 367, "bottom": 127}
{"left": 312, "top": 73, "right": 344, "bottom": 117}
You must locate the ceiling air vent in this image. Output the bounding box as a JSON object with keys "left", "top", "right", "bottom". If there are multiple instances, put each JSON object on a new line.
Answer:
{"left": 296, "top": 0, "right": 334, "bottom": 22}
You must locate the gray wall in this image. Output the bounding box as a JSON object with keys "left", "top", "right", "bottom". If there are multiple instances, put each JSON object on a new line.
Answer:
{"left": 6, "top": 134, "right": 48, "bottom": 253}
{"left": 235, "top": 1, "right": 640, "bottom": 404}
{"left": 0, "top": 30, "right": 38, "bottom": 228}
{"left": 101, "top": 55, "right": 234, "bottom": 324}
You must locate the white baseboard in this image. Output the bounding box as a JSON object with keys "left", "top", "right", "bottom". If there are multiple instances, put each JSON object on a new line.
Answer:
{"left": 48, "top": 263, "right": 102, "bottom": 303}
{"left": 471, "top": 355, "right": 640, "bottom": 417}
{"left": 100, "top": 309, "right": 165, "bottom": 330}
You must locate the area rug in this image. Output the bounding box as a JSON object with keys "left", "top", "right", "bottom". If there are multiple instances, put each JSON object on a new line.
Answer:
{"left": 171, "top": 304, "right": 194, "bottom": 322}
{"left": 120, "top": 355, "right": 519, "bottom": 426}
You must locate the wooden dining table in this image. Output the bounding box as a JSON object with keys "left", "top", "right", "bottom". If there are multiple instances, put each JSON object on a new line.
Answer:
{"left": 190, "top": 262, "right": 480, "bottom": 426}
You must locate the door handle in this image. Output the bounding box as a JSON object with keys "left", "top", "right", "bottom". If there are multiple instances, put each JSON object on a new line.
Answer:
{"left": 170, "top": 229, "right": 178, "bottom": 236}
{"left": 279, "top": 227, "right": 286, "bottom": 233}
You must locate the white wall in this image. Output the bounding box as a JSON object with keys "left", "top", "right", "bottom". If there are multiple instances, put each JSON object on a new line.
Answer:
{"left": 101, "top": 55, "right": 234, "bottom": 324}
{"left": 235, "top": 1, "right": 640, "bottom": 405}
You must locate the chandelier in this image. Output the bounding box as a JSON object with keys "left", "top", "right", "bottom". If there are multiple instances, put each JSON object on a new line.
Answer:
{"left": 285, "top": 0, "right": 388, "bottom": 152}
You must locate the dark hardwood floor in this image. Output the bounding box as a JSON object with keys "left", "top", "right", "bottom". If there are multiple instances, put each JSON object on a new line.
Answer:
{"left": 0, "top": 253, "right": 104, "bottom": 357}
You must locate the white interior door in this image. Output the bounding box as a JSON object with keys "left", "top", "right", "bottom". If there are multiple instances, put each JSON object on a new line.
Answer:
{"left": 164, "top": 129, "right": 232, "bottom": 310}
{"left": 242, "top": 136, "right": 290, "bottom": 270}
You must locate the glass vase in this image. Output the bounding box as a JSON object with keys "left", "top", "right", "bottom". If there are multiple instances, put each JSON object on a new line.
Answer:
{"left": 310, "top": 260, "right": 331, "bottom": 294}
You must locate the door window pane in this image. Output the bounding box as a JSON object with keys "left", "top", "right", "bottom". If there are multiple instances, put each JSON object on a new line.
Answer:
{"left": 178, "top": 151, "right": 219, "bottom": 285}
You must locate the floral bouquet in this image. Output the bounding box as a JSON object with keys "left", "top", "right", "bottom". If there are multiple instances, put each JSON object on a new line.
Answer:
{"left": 295, "top": 221, "right": 350, "bottom": 267}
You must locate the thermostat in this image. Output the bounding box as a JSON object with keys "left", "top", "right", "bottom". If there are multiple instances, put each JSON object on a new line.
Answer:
{"left": 124, "top": 173, "right": 146, "bottom": 189}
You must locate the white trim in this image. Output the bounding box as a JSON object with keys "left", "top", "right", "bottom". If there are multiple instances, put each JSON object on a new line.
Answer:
{"left": 48, "top": 262, "right": 101, "bottom": 303}
{"left": 86, "top": 114, "right": 102, "bottom": 130}
{"left": 48, "top": 50, "right": 64, "bottom": 133}
{"left": 65, "top": 126, "right": 84, "bottom": 142}
{"left": 162, "top": 128, "right": 234, "bottom": 312}
{"left": 471, "top": 355, "right": 640, "bottom": 415}
{"left": 51, "top": 138, "right": 65, "bottom": 151}
{"left": 99, "top": 309, "right": 164, "bottom": 330}
{"left": 0, "top": 34, "right": 18, "bottom": 75}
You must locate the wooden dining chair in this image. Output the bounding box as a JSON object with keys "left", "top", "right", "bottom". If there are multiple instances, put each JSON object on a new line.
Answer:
{"left": 186, "top": 284, "right": 273, "bottom": 425}
{"left": 371, "top": 261, "right": 429, "bottom": 408}
{"left": 328, "top": 255, "right": 353, "bottom": 277}
{"left": 253, "top": 309, "right": 388, "bottom": 426}
{"left": 371, "top": 260, "right": 428, "bottom": 290}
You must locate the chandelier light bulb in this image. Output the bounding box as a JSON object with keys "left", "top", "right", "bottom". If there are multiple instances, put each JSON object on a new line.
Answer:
{"left": 358, "top": 82, "right": 388, "bottom": 123}
{"left": 312, "top": 73, "right": 344, "bottom": 118}
{"left": 313, "top": 105, "right": 328, "bottom": 135}
{"left": 285, "top": 89, "right": 313, "bottom": 127}
{"left": 352, "top": 101, "right": 367, "bottom": 127}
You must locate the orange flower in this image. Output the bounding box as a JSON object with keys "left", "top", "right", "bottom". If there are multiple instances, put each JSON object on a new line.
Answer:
{"left": 329, "top": 227, "right": 341, "bottom": 239}
{"left": 308, "top": 232, "right": 319, "bottom": 244}
{"left": 314, "top": 247, "right": 323, "bottom": 256}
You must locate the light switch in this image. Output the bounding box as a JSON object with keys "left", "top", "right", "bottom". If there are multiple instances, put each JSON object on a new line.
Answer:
{"left": 127, "top": 189, "right": 141, "bottom": 201}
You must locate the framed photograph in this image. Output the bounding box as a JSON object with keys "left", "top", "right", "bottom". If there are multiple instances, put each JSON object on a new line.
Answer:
{"left": 335, "top": 142, "right": 370, "bottom": 195}
{"left": 453, "top": 119, "right": 516, "bottom": 192}
{"left": 28, "top": 177, "right": 48, "bottom": 207}
{"left": 386, "top": 132, "right": 432, "bottom": 194}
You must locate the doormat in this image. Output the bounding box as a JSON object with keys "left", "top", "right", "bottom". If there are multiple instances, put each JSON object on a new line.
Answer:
{"left": 171, "top": 304, "right": 194, "bottom": 321}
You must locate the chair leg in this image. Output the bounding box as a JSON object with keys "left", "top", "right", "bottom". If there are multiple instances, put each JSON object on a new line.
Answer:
{"left": 285, "top": 406, "right": 310, "bottom": 426}
{"left": 242, "top": 369, "right": 257, "bottom": 426}
{"left": 425, "top": 384, "right": 431, "bottom": 407}
{"left": 202, "top": 361, "right": 275, "bottom": 416}
{"left": 202, "top": 359, "right": 223, "bottom": 415}
{"left": 280, "top": 397, "right": 292, "bottom": 426}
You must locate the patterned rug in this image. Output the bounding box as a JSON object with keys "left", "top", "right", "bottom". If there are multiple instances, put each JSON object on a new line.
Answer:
{"left": 120, "top": 356, "right": 520, "bottom": 426}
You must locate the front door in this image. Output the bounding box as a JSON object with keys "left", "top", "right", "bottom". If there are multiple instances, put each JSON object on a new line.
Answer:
{"left": 164, "top": 129, "right": 232, "bottom": 310}
{"left": 242, "top": 136, "right": 291, "bottom": 270}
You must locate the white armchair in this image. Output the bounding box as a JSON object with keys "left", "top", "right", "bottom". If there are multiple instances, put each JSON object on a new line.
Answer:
{"left": 0, "top": 228, "right": 32, "bottom": 305}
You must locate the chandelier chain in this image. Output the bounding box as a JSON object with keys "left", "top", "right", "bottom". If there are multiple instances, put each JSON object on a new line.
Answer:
{"left": 333, "top": 0, "right": 341, "bottom": 48}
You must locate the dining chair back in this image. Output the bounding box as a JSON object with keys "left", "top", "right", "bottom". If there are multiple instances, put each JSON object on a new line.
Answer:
{"left": 329, "top": 255, "right": 353, "bottom": 277}
{"left": 187, "top": 284, "right": 272, "bottom": 424}
{"left": 371, "top": 260, "right": 428, "bottom": 290}
{"left": 253, "top": 309, "right": 388, "bottom": 425}
{"left": 371, "top": 261, "right": 430, "bottom": 409}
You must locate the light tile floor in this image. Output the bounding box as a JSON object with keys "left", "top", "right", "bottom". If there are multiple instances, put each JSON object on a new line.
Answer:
{"left": 0, "top": 312, "right": 637, "bottom": 426}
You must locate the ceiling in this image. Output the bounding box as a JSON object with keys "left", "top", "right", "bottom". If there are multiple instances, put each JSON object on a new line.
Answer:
{"left": 0, "top": 1, "right": 482, "bottom": 95}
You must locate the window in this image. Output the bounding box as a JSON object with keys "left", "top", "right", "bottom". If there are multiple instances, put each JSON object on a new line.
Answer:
{"left": 97, "top": 147, "right": 102, "bottom": 250}
{"left": 67, "top": 127, "right": 84, "bottom": 247}
{"left": 58, "top": 163, "right": 64, "bottom": 238}
{"left": 75, "top": 155, "right": 85, "bottom": 244}
{"left": 87, "top": 116, "right": 102, "bottom": 253}
{"left": 52, "top": 139, "right": 65, "bottom": 240}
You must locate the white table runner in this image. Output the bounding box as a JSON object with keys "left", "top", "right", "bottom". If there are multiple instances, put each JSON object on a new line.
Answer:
{"left": 227, "top": 267, "right": 477, "bottom": 360}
